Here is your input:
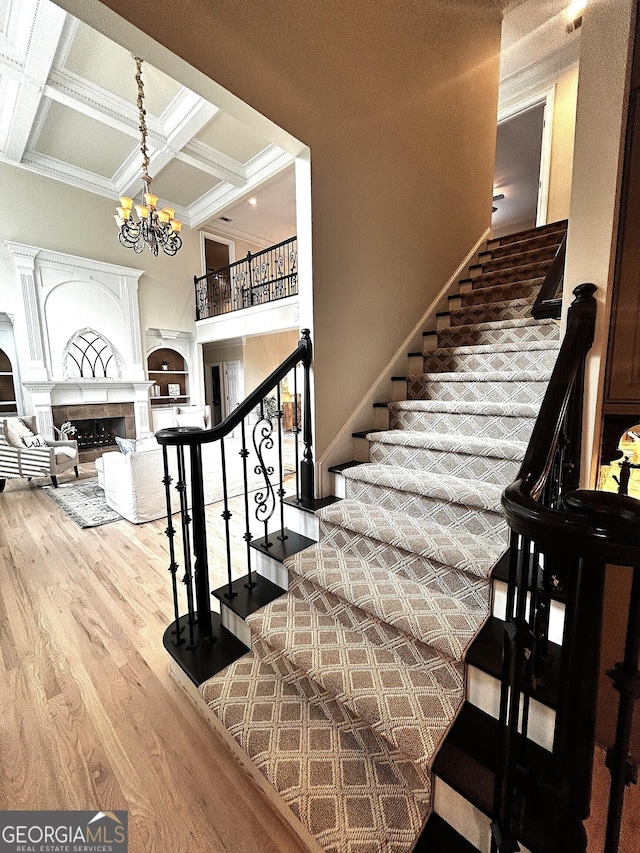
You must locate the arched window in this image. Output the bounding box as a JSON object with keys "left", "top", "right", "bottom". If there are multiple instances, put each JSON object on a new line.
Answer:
{"left": 63, "top": 329, "right": 121, "bottom": 379}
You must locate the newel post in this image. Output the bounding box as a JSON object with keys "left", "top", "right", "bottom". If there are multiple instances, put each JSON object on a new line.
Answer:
{"left": 300, "top": 328, "right": 314, "bottom": 502}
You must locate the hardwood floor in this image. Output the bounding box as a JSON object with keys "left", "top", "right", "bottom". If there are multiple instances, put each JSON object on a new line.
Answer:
{"left": 0, "top": 466, "right": 304, "bottom": 853}
{"left": 1, "top": 465, "right": 638, "bottom": 853}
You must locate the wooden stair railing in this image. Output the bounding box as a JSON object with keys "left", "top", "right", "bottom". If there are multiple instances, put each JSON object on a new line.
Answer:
{"left": 493, "top": 283, "right": 640, "bottom": 853}
{"left": 531, "top": 232, "right": 566, "bottom": 321}
{"left": 155, "top": 329, "right": 313, "bottom": 684}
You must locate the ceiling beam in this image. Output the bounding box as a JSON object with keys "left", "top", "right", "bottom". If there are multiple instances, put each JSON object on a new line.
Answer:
{"left": 1, "top": 0, "right": 67, "bottom": 163}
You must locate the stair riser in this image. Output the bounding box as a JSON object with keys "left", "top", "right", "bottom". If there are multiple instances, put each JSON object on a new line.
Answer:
{"left": 407, "top": 376, "right": 548, "bottom": 406}
{"left": 449, "top": 300, "right": 534, "bottom": 326}
{"left": 433, "top": 778, "right": 534, "bottom": 853}
{"left": 492, "top": 578, "right": 565, "bottom": 646}
{"left": 368, "top": 442, "right": 521, "bottom": 485}
{"left": 344, "top": 478, "right": 507, "bottom": 539}
{"left": 467, "top": 666, "right": 556, "bottom": 752}
{"left": 389, "top": 409, "right": 536, "bottom": 443}
{"left": 283, "top": 501, "right": 320, "bottom": 539}
{"left": 422, "top": 349, "right": 557, "bottom": 374}
{"left": 318, "top": 521, "right": 492, "bottom": 605}
{"left": 436, "top": 322, "right": 559, "bottom": 349}
{"left": 462, "top": 279, "right": 541, "bottom": 306}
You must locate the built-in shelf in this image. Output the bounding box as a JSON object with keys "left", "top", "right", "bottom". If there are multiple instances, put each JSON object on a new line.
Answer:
{"left": 0, "top": 348, "right": 17, "bottom": 415}
{"left": 147, "top": 347, "right": 189, "bottom": 407}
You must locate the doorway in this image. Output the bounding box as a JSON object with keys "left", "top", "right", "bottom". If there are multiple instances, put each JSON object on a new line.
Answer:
{"left": 210, "top": 364, "right": 223, "bottom": 426}
{"left": 492, "top": 99, "right": 549, "bottom": 238}
{"left": 204, "top": 237, "right": 231, "bottom": 273}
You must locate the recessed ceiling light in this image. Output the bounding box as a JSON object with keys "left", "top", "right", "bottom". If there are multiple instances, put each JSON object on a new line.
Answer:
{"left": 248, "top": 198, "right": 258, "bottom": 206}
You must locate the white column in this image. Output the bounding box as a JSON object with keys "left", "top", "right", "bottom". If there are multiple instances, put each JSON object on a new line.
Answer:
{"left": 4, "top": 243, "right": 48, "bottom": 382}
{"left": 22, "top": 382, "right": 56, "bottom": 438}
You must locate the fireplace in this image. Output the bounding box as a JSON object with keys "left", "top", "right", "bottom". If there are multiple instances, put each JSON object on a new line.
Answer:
{"left": 71, "top": 417, "right": 126, "bottom": 451}
{"left": 52, "top": 403, "right": 135, "bottom": 463}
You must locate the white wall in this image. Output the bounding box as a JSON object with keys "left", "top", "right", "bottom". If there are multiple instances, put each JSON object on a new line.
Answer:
{"left": 0, "top": 164, "right": 198, "bottom": 337}
{"left": 57, "top": 0, "right": 503, "bottom": 486}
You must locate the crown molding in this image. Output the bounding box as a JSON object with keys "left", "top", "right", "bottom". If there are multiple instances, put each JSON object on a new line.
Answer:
{"left": 188, "top": 145, "right": 294, "bottom": 230}
{"left": 498, "top": 40, "right": 580, "bottom": 119}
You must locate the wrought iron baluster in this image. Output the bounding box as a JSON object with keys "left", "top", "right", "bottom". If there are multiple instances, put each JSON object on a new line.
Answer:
{"left": 275, "top": 382, "right": 288, "bottom": 542}
{"left": 300, "top": 329, "right": 314, "bottom": 501}
{"left": 219, "top": 436, "right": 236, "bottom": 601}
{"left": 161, "top": 445, "right": 183, "bottom": 647}
{"left": 253, "top": 398, "right": 276, "bottom": 547}
{"left": 176, "top": 445, "right": 196, "bottom": 648}
{"left": 240, "top": 420, "right": 256, "bottom": 590}
{"left": 189, "top": 441, "right": 215, "bottom": 644}
{"left": 293, "top": 366, "right": 300, "bottom": 503}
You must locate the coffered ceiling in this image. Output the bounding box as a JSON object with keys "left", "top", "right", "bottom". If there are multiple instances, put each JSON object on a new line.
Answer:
{"left": 0, "top": 0, "right": 295, "bottom": 239}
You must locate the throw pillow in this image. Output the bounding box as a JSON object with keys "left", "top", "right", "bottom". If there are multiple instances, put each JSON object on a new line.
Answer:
{"left": 175, "top": 412, "right": 206, "bottom": 429}
{"left": 134, "top": 436, "right": 160, "bottom": 453}
{"left": 22, "top": 433, "right": 49, "bottom": 448}
{"left": 115, "top": 436, "right": 136, "bottom": 455}
{"left": 4, "top": 417, "right": 35, "bottom": 448}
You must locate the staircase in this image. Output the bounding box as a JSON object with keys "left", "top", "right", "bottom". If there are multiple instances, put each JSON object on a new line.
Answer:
{"left": 190, "top": 221, "right": 569, "bottom": 852}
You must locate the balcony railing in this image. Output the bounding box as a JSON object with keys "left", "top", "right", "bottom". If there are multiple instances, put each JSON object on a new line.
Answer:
{"left": 195, "top": 236, "right": 298, "bottom": 321}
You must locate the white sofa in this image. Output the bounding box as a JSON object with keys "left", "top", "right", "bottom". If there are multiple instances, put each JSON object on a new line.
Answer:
{"left": 95, "top": 405, "right": 281, "bottom": 524}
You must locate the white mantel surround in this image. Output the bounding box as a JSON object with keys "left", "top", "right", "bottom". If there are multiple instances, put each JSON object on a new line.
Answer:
{"left": 4, "top": 243, "right": 153, "bottom": 438}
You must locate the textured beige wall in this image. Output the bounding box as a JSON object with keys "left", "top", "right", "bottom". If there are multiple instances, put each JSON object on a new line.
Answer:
{"left": 0, "top": 164, "right": 198, "bottom": 336}
{"left": 59, "top": 0, "right": 502, "bottom": 466}
{"left": 547, "top": 64, "right": 579, "bottom": 223}
{"left": 243, "top": 330, "right": 300, "bottom": 396}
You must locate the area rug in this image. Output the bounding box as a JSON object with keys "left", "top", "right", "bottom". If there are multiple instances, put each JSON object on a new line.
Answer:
{"left": 41, "top": 478, "right": 123, "bottom": 528}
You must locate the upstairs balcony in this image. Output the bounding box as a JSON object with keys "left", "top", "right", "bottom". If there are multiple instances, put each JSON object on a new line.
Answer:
{"left": 195, "top": 236, "right": 298, "bottom": 321}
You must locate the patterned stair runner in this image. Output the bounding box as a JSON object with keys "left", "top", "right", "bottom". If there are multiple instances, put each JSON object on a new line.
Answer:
{"left": 200, "top": 221, "right": 565, "bottom": 853}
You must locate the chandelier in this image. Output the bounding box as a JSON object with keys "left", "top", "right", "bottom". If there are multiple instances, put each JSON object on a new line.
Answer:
{"left": 114, "top": 57, "right": 182, "bottom": 257}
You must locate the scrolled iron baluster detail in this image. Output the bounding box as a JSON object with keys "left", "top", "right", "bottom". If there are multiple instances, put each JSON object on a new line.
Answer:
{"left": 253, "top": 402, "right": 276, "bottom": 546}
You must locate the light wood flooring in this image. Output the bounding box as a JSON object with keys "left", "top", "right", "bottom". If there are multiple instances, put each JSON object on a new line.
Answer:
{"left": 0, "top": 465, "right": 304, "bottom": 853}
{"left": 1, "top": 465, "right": 638, "bottom": 853}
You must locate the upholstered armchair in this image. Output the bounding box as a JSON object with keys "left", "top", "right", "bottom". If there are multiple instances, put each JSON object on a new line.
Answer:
{"left": 0, "top": 416, "right": 79, "bottom": 491}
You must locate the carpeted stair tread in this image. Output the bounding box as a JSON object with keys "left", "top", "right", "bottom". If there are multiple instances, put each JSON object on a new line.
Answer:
{"left": 473, "top": 243, "right": 559, "bottom": 274}
{"left": 424, "top": 340, "right": 559, "bottom": 357}
{"left": 285, "top": 543, "right": 489, "bottom": 662}
{"left": 470, "top": 262, "right": 552, "bottom": 289}
{"left": 316, "top": 500, "right": 504, "bottom": 579}
{"left": 448, "top": 297, "right": 536, "bottom": 326}
{"left": 342, "top": 463, "right": 504, "bottom": 514}
{"left": 460, "top": 278, "right": 542, "bottom": 307}
{"left": 388, "top": 399, "right": 539, "bottom": 418}
{"left": 407, "top": 369, "right": 552, "bottom": 406}
{"left": 201, "top": 650, "right": 432, "bottom": 853}
{"left": 365, "top": 429, "right": 526, "bottom": 462}
{"left": 422, "top": 341, "right": 559, "bottom": 374}
{"left": 386, "top": 400, "right": 537, "bottom": 442}
{"left": 436, "top": 317, "right": 559, "bottom": 348}
{"left": 246, "top": 593, "right": 464, "bottom": 772}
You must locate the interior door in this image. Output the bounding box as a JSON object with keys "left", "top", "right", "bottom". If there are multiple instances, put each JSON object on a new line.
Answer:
{"left": 223, "top": 360, "right": 242, "bottom": 418}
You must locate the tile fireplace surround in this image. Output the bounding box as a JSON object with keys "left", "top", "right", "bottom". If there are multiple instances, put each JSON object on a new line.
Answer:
{"left": 52, "top": 402, "right": 136, "bottom": 463}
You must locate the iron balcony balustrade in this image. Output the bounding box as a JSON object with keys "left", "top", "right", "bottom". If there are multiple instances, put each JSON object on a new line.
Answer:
{"left": 195, "top": 236, "right": 298, "bottom": 321}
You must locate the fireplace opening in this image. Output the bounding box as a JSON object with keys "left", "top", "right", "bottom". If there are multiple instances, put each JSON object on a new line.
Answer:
{"left": 70, "top": 417, "right": 126, "bottom": 451}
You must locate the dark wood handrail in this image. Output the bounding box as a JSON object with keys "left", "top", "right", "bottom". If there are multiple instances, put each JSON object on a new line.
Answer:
{"left": 156, "top": 329, "right": 311, "bottom": 448}
{"left": 531, "top": 232, "right": 566, "bottom": 320}
{"left": 504, "top": 282, "right": 640, "bottom": 562}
